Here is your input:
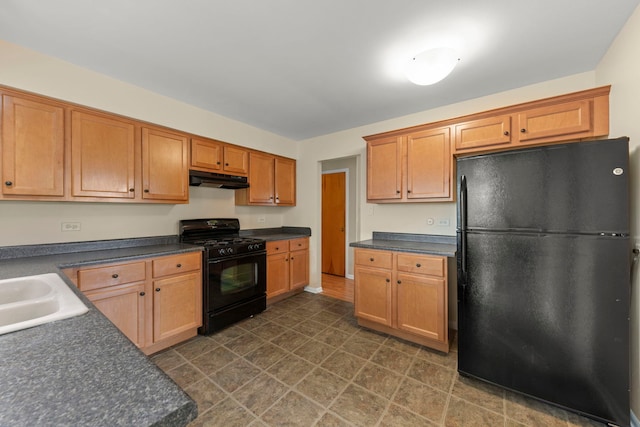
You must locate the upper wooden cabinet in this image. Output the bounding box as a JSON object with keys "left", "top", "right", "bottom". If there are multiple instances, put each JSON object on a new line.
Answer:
{"left": 235, "top": 151, "right": 296, "bottom": 206}
{"left": 190, "top": 137, "right": 248, "bottom": 176}
{"left": 141, "top": 127, "right": 189, "bottom": 202}
{"left": 1, "top": 94, "right": 65, "bottom": 197}
{"left": 454, "top": 114, "right": 511, "bottom": 151}
{"left": 366, "top": 127, "right": 452, "bottom": 203}
{"left": 71, "top": 110, "right": 136, "bottom": 199}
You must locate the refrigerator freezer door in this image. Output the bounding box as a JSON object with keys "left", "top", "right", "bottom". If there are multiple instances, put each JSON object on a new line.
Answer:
{"left": 456, "top": 137, "right": 630, "bottom": 234}
{"left": 458, "top": 231, "right": 630, "bottom": 425}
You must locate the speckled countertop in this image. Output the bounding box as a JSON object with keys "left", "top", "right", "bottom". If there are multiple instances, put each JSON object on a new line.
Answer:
{"left": 350, "top": 232, "right": 457, "bottom": 257}
{"left": 0, "top": 236, "right": 201, "bottom": 427}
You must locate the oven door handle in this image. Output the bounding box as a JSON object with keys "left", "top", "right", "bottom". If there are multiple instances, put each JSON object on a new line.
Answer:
{"left": 207, "top": 251, "right": 267, "bottom": 264}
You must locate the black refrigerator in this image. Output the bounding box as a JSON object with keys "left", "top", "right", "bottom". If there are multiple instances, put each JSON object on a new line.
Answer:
{"left": 456, "top": 137, "right": 630, "bottom": 426}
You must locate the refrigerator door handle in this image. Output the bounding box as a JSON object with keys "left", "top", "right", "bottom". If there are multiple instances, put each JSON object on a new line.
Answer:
{"left": 460, "top": 175, "right": 467, "bottom": 274}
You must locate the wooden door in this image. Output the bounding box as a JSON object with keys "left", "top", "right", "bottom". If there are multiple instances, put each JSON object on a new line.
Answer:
{"left": 322, "top": 172, "right": 346, "bottom": 276}
{"left": 406, "top": 127, "right": 451, "bottom": 200}
{"left": 190, "top": 138, "right": 222, "bottom": 171}
{"left": 247, "top": 152, "right": 275, "bottom": 204}
{"left": 354, "top": 266, "right": 393, "bottom": 326}
{"left": 396, "top": 273, "right": 446, "bottom": 342}
{"left": 1, "top": 94, "right": 64, "bottom": 196}
{"left": 367, "top": 136, "right": 402, "bottom": 200}
{"left": 85, "top": 282, "right": 146, "bottom": 348}
{"left": 275, "top": 157, "right": 296, "bottom": 205}
{"left": 152, "top": 272, "right": 201, "bottom": 342}
{"left": 454, "top": 115, "right": 511, "bottom": 151}
{"left": 223, "top": 145, "right": 249, "bottom": 175}
{"left": 267, "top": 252, "right": 289, "bottom": 298}
{"left": 71, "top": 111, "right": 136, "bottom": 198}
{"left": 141, "top": 127, "right": 189, "bottom": 201}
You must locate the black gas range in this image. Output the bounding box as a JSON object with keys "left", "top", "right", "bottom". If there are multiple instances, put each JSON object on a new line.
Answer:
{"left": 179, "top": 218, "right": 266, "bottom": 334}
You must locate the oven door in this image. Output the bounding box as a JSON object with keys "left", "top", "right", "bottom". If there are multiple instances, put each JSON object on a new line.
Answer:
{"left": 207, "top": 252, "right": 266, "bottom": 311}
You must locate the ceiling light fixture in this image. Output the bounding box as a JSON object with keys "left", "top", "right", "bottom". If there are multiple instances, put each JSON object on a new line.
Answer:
{"left": 405, "top": 47, "right": 459, "bottom": 86}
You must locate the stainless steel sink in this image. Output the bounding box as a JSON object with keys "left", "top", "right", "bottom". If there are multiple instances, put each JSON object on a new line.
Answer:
{"left": 0, "top": 273, "right": 88, "bottom": 335}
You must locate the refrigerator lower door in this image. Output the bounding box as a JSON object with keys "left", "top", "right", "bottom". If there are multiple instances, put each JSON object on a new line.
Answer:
{"left": 458, "top": 231, "right": 629, "bottom": 426}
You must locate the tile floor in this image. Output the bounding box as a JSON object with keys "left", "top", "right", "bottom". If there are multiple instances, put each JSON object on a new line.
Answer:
{"left": 152, "top": 292, "right": 603, "bottom": 427}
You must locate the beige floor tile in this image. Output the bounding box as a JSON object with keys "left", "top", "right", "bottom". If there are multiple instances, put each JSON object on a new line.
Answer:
{"left": 209, "top": 358, "right": 261, "bottom": 393}
{"left": 329, "top": 384, "right": 388, "bottom": 427}
{"left": 406, "top": 358, "right": 456, "bottom": 392}
{"left": 320, "top": 350, "right": 366, "bottom": 380}
{"left": 370, "top": 346, "right": 414, "bottom": 374}
{"left": 393, "top": 377, "right": 448, "bottom": 423}
{"left": 189, "top": 397, "right": 256, "bottom": 427}
{"left": 314, "top": 412, "right": 354, "bottom": 427}
{"left": 174, "top": 336, "right": 218, "bottom": 359}
{"left": 184, "top": 378, "right": 227, "bottom": 413}
{"left": 293, "top": 339, "right": 337, "bottom": 364}
{"left": 504, "top": 392, "right": 569, "bottom": 426}
{"left": 191, "top": 346, "right": 238, "bottom": 375}
{"left": 165, "top": 362, "right": 205, "bottom": 389}
{"left": 451, "top": 373, "right": 504, "bottom": 415}
{"left": 379, "top": 403, "right": 438, "bottom": 426}
{"left": 445, "top": 395, "right": 505, "bottom": 426}
{"left": 267, "top": 353, "right": 315, "bottom": 386}
{"left": 352, "top": 362, "right": 403, "bottom": 400}
{"left": 260, "top": 391, "right": 324, "bottom": 426}
{"left": 243, "top": 342, "right": 288, "bottom": 370}
{"left": 232, "top": 372, "right": 289, "bottom": 416}
{"left": 339, "top": 334, "right": 382, "bottom": 359}
{"left": 151, "top": 348, "right": 185, "bottom": 371}
{"left": 296, "top": 367, "right": 348, "bottom": 407}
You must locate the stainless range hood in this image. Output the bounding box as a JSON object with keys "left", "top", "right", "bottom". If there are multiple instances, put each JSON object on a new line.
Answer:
{"left": 189, "top": 170, "right": 249, "bottom": 189}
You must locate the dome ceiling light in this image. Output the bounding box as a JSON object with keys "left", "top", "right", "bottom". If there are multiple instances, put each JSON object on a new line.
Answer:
{"left": 405, "top": 47, "right": 460, "bottom": 86}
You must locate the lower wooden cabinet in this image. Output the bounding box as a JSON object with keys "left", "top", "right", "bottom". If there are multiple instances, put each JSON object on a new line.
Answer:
{"left": 266, "top": 237, "right": 309, "bottom": 301}
{"left": 63, "top": 251, "right": 202, "bottom": 355}
{"left": 354, "top": 248, "right": 450, "bottom": 352}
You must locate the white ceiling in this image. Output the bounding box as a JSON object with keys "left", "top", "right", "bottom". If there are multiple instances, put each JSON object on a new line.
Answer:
{"left": 0, "top": 1, "right": 638, "bottom": 141}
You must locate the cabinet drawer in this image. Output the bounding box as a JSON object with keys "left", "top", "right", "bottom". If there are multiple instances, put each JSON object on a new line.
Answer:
{"left": 289, "top": 237, "right": 308, "bottom": 252}
{"left": 396, "top": 253, "right": 445, "bottom": 277}
{"left": 355, "top": 249, "right": 392, "bottom": 269}
{"left": 267, "top": 240, "right": 288, "bottom": 255}
{"left": 152, "top": 252, "right": 201, "bottom": 278}
{"left": 77, "top": 261, "right": 146, "bottom": 292}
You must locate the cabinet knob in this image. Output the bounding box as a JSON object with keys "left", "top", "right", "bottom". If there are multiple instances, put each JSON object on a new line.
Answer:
{"left": 520, "top": 128, "right": 526, "bottom": 133}
{"left": 225, "top": 163, "right": 229, "bottom": 166}
{"left": 396, "top": 190, "right": 400, "bottom": 194}
{"left": 369, "top": 257, "right": 374, "bottom": 262}
{"left": 275, "top": 247, "right": 279, "bottom": 251}
{"left": 416, "top": 263, "right": 421, "bottom": 268}
{"left": 217, "top": 161, "right": 221, "bottom": 165}
{"left": 291, "top": 256, "right": 294, "bottom": 260}
{"left": 144, "top": 189, "right": 150, "bottom": 193}
{"left": 129, "top": 188, "right": 134, "bottom": 192}
{"left": 155, "top": 288, "right": 161, "bottom": 292}
{"left": 285, "top": 258, "right": 289, "bottom": 262}
{"left": 139, "top": 291, "right": 145, "bottom": 296}
{"left": 176, "top": 263, "right": 182, "bottom": 268}
{"left": 407, "top": 190, "right": 411, "bottom": 194}
{"left": 5, "top": 181, "right": 12, "bottom": 186}
{"left": 503, "top": 131, "right": 509, "bottom": 136}
{"left": 112, "top": 273, "right": 119, "bottom": 279}
{"left": 397, "top": 280, "right": 402, "bottom": 284}
{"left": 386, "top": 278, "right": 390, "bottom": 283}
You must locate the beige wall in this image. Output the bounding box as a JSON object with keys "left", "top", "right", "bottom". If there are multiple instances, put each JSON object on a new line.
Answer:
{"left": 596, "top": 3, "right": 640, "bottom": 419}
{"left": 0, "top": 40, "right": 297, "bottom": 246}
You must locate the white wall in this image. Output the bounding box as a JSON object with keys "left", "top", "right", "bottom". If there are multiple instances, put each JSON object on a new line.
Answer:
{"left": 0, "top": 40, "right": 297, "bottom": 247}
{"left": 596, "top": 2, "right": 640, "bottom": 419}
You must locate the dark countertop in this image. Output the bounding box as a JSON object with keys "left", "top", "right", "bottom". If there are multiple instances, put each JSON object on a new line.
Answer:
{"left": 350, "top": 232, "right": 457, "bottom": 257}
{"left": 0, "top": 236, "right": 201, "bottom": 427}
{"left": 241, "top": 226, "right": 312, "bottom": 241}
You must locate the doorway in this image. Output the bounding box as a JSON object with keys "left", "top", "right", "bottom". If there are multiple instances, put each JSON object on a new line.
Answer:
{"left": 322, "top": 171, "right": 346, "bottom": 276}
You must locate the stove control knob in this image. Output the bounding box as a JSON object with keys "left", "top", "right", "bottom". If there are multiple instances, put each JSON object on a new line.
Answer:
{"left": 248, "top": 244, "right": 254, "bottom": 250}
{"left": 228, "top": 248, "right": 234, "bottom": 254}
{"left": 218, "top": 249, "right": 225, "bottom": 255}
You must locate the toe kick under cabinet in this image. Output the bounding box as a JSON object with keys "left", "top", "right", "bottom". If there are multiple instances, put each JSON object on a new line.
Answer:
{"left": 63, "top": 251, "right": 202, "bottom": 355}
{"left": 354, "top": 248, "right": 451, "bottom": 352}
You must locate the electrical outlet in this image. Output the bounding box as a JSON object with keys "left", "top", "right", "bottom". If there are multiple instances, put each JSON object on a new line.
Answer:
{"left": 426, "top": 218, "right": 434, "bottom": 225}
{"left": 257, "top": 216, "right": 266, "bottom": 223}
{"left": 61, "top": 222, "right": 81, "bottom": 232}
{"left": 437, "top": 218, "right": 450, "bottom": 226}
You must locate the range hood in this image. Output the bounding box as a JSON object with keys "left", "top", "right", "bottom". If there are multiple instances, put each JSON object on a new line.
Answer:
{"left": 189, "top": 170, "right": 249, "bottom": 189}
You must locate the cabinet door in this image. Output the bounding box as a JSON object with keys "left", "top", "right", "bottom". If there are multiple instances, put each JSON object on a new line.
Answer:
{"left": 367, "top": 136, "right": 402, "bottom": 200}
{"left": 1, "top": 94, "right": 64, "bottom": 196}
{"left": 267, "top": 252, "right": 289, "bottom": 298}
{"left": 141, "top": 127, "right": 189, "bottom": 201}
{"left": 275, "top": 157, "right": 296, "bottom": 205}
{"left": 289, "top": 248, "right": 309, "bottom": 290}
{"left": 71, "top": 111, "right": 136, "bottom": 198}
{"left": 516, "top": 100, "right": 591, "bottom": 144}
{"left": 354, "top": 265, "right": 392, "bottom": 326}
{"left": 247, "top": 151, "right": 275, "bottom": 204}
{"left": 152, "top": 272, "right": 202, "bottom": 342}
{"left": 406, "top": 127, "right": 451, "bottom": 200}
{"left": 223, "top": 145, "right": 249, "bottom": 176}
{"left": 190, "top": 138, "right": 222, "bottom": 171}
{"left": 85, "top": 282, "right": 146, "bottom": 348}
{"left": 454, "top": 115, "right": 511, "bottom": 151}
{"left": 396, "top": 272, "right": 446, "bottom": 342}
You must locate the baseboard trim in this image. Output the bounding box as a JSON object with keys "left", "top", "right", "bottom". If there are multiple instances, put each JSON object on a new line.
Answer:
{"left": 345, "top": 273, "right": 354, "bottom": 280}
{"left": 631, "top": 410, "right": 639, "bottom": 427}
{"left": 304, "top": 285, "right": 323, "bottom": 294}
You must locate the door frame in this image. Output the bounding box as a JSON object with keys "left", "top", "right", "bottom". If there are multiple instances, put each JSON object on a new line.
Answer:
{"left": 322, "top": 168, "right": 350, "bottom": 279}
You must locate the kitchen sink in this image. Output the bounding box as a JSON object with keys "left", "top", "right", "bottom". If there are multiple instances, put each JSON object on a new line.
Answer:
{"left": 0, "top": 273, "right": 88, "bottom": 335}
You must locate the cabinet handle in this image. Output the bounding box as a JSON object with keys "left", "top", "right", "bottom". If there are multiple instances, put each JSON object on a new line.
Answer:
{"left": 144, "top": 189, "right": 150, "bottom": 193}
{"left": 139, "top": 291, "right": 145, "bottom": 296}
{"left": 155, "top": 288, "right": 161, "bottom": 292}
{"left": 177, "top": 263, "right": 182, "bottom": 268}
{"left": 503, "top": 131, "right": 509, "bottom": 136}
{"left": 112, "top": 273, "right": 119, "bottom": 279}
{"left": 520, "top": 128, "right": 526, "bottom": 133}
{"left": 369, "top": 257, "right": 374, "bottom": 262}
{"left": 416, "top": 263, "right": 421, "bottom": 268}
{"left": 4, "top": 181, "right": 12, "bottom": 186}
{"left": 129, "top": 188, "right": 134, "bottom": 192}
{"left": 217, "top": 161, "right": 221, "bottom": 165}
